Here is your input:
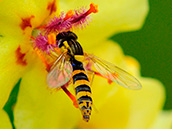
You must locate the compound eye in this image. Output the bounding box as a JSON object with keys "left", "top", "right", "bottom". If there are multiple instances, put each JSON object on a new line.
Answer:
{"left": 56, "top": 32, "right": 68, "bottom": 40}
{"left": 56, "top": 31, "right": 78, "bottom": 42}
{"left": 56, "top": 31, "right": 78, "bottom": 47}
{"left": 67, "top": 31, "right": 78, "bottom": 40}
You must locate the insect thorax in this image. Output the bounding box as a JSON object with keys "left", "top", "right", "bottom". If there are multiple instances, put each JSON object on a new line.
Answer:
{"left": 56, "top": 31, "right": 84, "bottom": 56}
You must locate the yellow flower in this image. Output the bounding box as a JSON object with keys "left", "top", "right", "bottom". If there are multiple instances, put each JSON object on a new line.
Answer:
{"left": 77, "top": 41, "right": 165, "bottom": 129}
{"left": 0, "top": 110, "right": 12, "bottom": 129}
{"left": 0, "top": 0, "right": 167, "bottom": 129}
{"left": 150, "top": 110, "right": 172, "bottom": 129}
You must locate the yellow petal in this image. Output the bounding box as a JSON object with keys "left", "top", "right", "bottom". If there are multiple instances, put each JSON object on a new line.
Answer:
{"left": 123, "top": 78, "right": 165, "bottom": 129}
{"left": 78, "top": 75, "right": 165, "bottom": 129}
{"left": 0, "top": 110, "right": 12, "bottom": 129}
{"left": 150, "top": 110, "right": 172, "bottom": 129}
{"left": 14, "top": 60, "right": 80, "bottom": 129}
{"left": 86, "top": 40, "right": 124, "bottom": 64}
{"left": 85, "top": 40, "right": 126, "bottom": 108}
{"left": 124, "top": 56, "right": 141, "bottom": 76}
{"left": 0, "top": 0, "right": 58, "bottom": 38}
{"left": 78, "top": 86, "right": 130, "bottom": 129}
{"left": 0, "top": 0, "right": 59, "bottom": 109}
{"left": 83, "top": 40, "right": 140, "bottom": 108}
{"left": 0, "top": 36, "right": 29, "bottom": 109}
{"left": 59, "top": 0, "right": 149, "bottom": 47}
{"left": 77, "top": 41, "right": 165, "bottom": 129}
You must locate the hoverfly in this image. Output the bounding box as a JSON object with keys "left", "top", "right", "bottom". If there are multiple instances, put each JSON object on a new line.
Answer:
{"left": 47, "top": 31, "right": 142, "bottom": 122}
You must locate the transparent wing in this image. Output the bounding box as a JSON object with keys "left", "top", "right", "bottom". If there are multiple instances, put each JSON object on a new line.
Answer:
{"left": 84, "top": 53, "right": 142, "bottom": 90}
{"left": 47, "top": 52, "right": 73, "bottom": 88}
{"left": 86, "top": 70, "right": 95, "bottom": 87}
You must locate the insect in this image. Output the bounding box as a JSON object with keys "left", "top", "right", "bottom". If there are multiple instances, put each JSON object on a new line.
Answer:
{"left": 47, "top": 31, "right": 142, "bottom": 122}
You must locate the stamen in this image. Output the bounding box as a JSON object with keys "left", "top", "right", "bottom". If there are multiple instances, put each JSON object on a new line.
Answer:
{"left": 107, "top": 73, "right": 119, "bottom": 84}
{"left": 48, "top": 33, "right": 56, "bottom": 45}
{"left": 44, "top": 2, "right": 98, "bottom": 33}
{"left": 70, "top": 2, "right": 98, "bottom": 28}
{"left": 85, "top": 2, "right": 98, "bottom": 16}
{"left": 44, "top": 12, "right": 69, "bottom": 33}
{"left": 33, "top": 34, "right": 57, "bottom": 53}
{"left": 94, "top": 72, "right": 113, "bottom": 84}
{"left": 63, "top": 10, "right": 74, "bottom": 21}
{"left": 34, "top": 47, "right": 51, "bottom": 71}
{"left": 108, "top": 79, "right": 113, "bottom": 84}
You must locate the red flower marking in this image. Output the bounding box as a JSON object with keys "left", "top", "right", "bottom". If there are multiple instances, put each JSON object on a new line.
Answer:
{"left": 20, "top": 15, "right": 34, "bottom": 30}
{"left": 47, "top": 0, "right": 57, "bottom": 15}
{"left": 15, "top": 46, "right": 27, "bottom": 66}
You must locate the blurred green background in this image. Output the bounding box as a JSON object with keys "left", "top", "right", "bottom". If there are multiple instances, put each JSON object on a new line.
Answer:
{"left": 112, "top": 0, "right": 172, "bottom": 110}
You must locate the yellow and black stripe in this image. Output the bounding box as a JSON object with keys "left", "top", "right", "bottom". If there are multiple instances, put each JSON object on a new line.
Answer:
{"left": 56, "top": 31, "right": 92, "bottom": 122}
{"left": 71, "top": 58, "right": 92, "bottom": 122}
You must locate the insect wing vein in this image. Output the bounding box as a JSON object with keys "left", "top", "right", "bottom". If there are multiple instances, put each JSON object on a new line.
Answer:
{"left": 84, "top": 53, "right": 142, "bottom": 90}
{"left": 47, "top": 53, "right": 73, "bottom": 88}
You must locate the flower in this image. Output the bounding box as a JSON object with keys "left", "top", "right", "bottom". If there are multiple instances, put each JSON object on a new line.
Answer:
{"left": 0, "top": 110, "right": 12, "bottom": 129}
{"left": 150, "top": 110, "right": 172, "bottom": 129}
{"left": 0, "top": 0, "right": 168, "bottom": 129}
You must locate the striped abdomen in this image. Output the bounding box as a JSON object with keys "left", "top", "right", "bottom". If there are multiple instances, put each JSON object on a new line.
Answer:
{"left": 72, "top": 59, "right": 92, "bottom": 122}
